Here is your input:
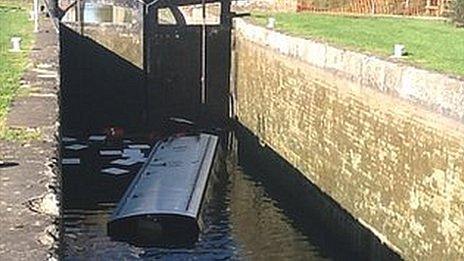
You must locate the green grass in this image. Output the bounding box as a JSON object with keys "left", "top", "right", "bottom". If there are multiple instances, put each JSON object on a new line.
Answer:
{"left": 0, "top": 2, "right": 34, "bottom": 140}
{"left": 252, "top": 12, "right": 464, "bottom": 76}
{"left": 1, "top": 127, "right": 41, "bottom": 141}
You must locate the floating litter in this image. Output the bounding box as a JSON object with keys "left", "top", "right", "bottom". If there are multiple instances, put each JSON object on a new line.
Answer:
{"left": 100, "top": 150, "right": 123, "bottom": 156}
{"left": 65, "top": 144, "right": 88, "bottom": 151}
{"left": 62, "top": 158, "right": 80, "bottom": 165}
{"left": 101, "top": 167, "right": 130, "bottom": 176}
{"left": 98, "top": 202, "right": 117, "bottom": 207}
{"left": 128, "top": 144, "right": 151, "bottom": 150}
{"left": 111, "top": 158, "right": 139, "bottom": 166}
{"left": 89, "top": 135, "right": 106, "bottom": 142}
{"left": 123, "top": 139, "right": 133, "bottom": 144}
{"left": 169, "top": 117, "right": 194, "bottom": 125}
{"left": 122, "top": 149, "right": 144, "bottom": 159}
{"left": 62, "top": 137, "right": 77, "bottom": 143}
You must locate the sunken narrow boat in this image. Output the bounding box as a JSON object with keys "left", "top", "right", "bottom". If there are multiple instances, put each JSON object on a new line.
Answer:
{"left": 107, "top": 132, "right": 220, "bottom": 246}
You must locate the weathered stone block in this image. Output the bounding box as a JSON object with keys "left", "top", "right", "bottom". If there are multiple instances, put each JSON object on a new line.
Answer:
{"left": 325, "top": 45, "right": 345, "bottom": 72}
{"left": 266, "top": 31, "right": 292, "bottom": 56}
{"left": 383, "top": 62, "right": 404, "bottom": 94}
{"left": 441, "top": 78, "right": 464, "bottom": 120}
{"left": 362, "top": 57, "right": 386, "bottom": 92}
{"left": 339, "top": 50, "right": 366, "bottom": 84}
{"left": 397, "top": 68, "right": 464, "bottom": 120}
{"left": 299, "top": 40, "right": 327, "bottom": 68}
{"left": 235, "top": 19, "right": 267, "bottom": 45}
{"left": 246, "top": 0, "right": 298, "bottom": 12}
{"left": 398, "top": 67, "right": 434, "bottom": 101}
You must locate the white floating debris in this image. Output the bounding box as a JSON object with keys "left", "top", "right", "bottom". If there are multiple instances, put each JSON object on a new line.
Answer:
{"left": 123, "top": 139, "right": 133, "bottom": 144}
{"left": 127, "top": 144, "right": 151, "bottom": 150}
{"left": 89, "top": 135, "right": 106, "bottom": 142}
{"left": 169, "top": 117, "right": 194, "bottom": 125}
{"left": 98, "top": 202, "right": 117, "bottom": 208}
{"left": 62, "top": 158, "right": 80, "bottom": 165}
{"left": 62, "top": 137, "right": 77, "bottom": 143}
{"left": 122, "top": 149, "right": 144, "bottom": 159}
{"left": 65, "top": 144, "right": 88, "bottom": 151}
{"left": 111, "top": 158, "right": 139, "bottom": 166}
{"left": 100, "top": 150, "right": 123, "bottom": 156}
{"left": 102, "top": 168, "right": 130, "bottom": 176}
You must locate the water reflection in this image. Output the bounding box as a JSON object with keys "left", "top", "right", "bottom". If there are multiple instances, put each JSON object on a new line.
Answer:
{"left": 61, "top": 2, "right": 142, "bottom": 67}
{"left": 83, "top": 3, "right": 132, "bottom": 24}
{"left": 62, "top": 2, "right": 136, "bottom": 24}
{"left": 228, "top": 167, "right": 329, "bottom": 260}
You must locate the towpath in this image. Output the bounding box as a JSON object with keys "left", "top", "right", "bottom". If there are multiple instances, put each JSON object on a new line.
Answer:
{"left": 0, "top": 12, "right": 60, "bottom": 261}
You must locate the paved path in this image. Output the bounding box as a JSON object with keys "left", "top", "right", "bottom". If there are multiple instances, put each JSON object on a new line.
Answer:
{"left": 0, "top": 12, "right": 59, "bottom": 261}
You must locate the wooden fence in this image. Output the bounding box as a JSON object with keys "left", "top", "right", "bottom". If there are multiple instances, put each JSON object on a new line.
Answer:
{"left": 296, "top": 0, "right": 453, "bottom": 16}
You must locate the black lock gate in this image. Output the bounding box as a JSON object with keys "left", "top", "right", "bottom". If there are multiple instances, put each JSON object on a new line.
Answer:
{"left": 60, "top": 0, "right": 233, "bottom": 132}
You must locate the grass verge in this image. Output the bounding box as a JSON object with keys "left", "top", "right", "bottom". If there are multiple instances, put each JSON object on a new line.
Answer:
{"left": 0, "top": 2, "right": 36, "bottom": 141}
{"left": 251, "top": 12, "right": 464, "bottom": 77}
{"left": 1, "top": 127, "right": 41, "bottom": 141}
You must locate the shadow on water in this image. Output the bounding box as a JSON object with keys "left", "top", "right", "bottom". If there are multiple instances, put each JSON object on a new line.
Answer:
{"left": 60, "top": 24, "right": 145, "bottom": 133}
{"left": 232, "top": 123, "right": 402, "bottom": 260}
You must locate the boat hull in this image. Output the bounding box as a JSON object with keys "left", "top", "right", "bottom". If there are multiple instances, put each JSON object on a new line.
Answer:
{"left": 108, "top": 133, "right": 220, "bottom": 246}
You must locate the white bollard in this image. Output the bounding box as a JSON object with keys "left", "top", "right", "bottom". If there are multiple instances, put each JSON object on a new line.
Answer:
{"left": 393, "top": 44, "right": 406, "bottom": 58}
{"left": 10, "top": 37, "right": 22, "bottom": 52}
{"left": 266, "top": 17, "right": 276, "bottom": 29}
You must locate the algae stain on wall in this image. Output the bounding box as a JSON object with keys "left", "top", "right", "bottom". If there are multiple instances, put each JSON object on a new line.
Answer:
{"left": 234, "top": 36, "right": 464, "bottom": 259}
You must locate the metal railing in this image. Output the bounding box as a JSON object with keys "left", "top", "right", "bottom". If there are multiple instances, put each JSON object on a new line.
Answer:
{"left": 296, "top": 0, "right": 453, "bottom": 16}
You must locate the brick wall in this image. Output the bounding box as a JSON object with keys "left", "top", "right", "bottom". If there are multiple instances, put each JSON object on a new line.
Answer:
{"left": 233, "top": 19, "right": 464, "bottom": 259}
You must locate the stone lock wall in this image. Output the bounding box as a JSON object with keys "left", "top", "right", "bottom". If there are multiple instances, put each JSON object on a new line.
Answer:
{"left": 233, "top": 19, "right": 464, "bottom": 259}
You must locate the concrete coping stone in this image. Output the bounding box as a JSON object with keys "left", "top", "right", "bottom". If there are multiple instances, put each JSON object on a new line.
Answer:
{"left": 234, "top": 18, "right": 464, "bottom": 122}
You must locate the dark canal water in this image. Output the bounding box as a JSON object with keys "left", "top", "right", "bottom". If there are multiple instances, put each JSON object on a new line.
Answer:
{"left": 61, "top": 129, "right": 364, "bottom": 260}
{"left": 60, "top": 3, "right": 397, "bottom": 260}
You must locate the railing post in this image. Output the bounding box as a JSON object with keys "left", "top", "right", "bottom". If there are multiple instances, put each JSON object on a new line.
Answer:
{"left": 76, "top": 0, "right": 84, "bottom": 35}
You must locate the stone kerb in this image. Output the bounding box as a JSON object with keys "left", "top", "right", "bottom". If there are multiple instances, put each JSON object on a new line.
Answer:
{"left": 234, "top": 18, "right": 464, "bottom": 122}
